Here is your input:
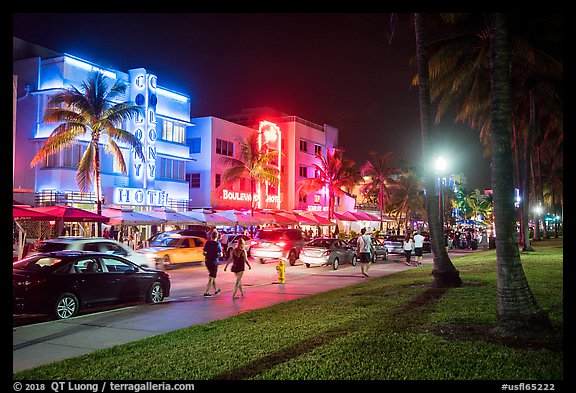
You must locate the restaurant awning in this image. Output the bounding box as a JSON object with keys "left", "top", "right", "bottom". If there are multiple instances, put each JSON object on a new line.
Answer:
{"left": 13, "top": 206, "right": 58, "bottom": 221}
{"left": 32, "top": 205, "right": 109, "bottom": 223}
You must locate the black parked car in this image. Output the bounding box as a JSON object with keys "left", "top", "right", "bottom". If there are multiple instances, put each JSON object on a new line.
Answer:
{"left": 13, "top": 250, "right": 170, "bottom": 319}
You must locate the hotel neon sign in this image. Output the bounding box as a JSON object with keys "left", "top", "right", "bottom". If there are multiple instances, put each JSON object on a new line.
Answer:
{"left": 257, "top": 121, "right": 281, "bottom": 210}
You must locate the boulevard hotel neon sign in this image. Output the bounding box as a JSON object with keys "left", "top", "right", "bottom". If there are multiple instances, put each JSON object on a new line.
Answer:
{"left": 113, "top": 68, "right": 167, "bottom": 206}
{"left": 219, "top": 121, "right": 282, "bottom": 209}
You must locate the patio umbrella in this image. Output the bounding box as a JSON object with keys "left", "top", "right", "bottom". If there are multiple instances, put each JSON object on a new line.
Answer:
{"left": 180, "top": 210, "right": 236, "bottom": 226}
{"left": 346, "top": 211, "right": 386, "bottom": 222}
{"left": 276, "top": 211, "right": 319, "bottom": 225}
{"left": 268, "top": 211, "right": 299, "bottom": 224}
{"left": 141, "top": 208, "right": 204, "bottom": 225}
{"left": 32, "top": 205, "right": 109, "bottom": 223}
{"left": 317, "top": 211, "right": 358, "bottom": 222}
{"left": 298, "top": 211, "right": 336, "bottom": 226}
{"left": 456, "top": 219, "right": 476, "bottom": 225}
{"left": 13, "top": 206, "right": 58, "bottom": 221}
{"left": 102, "top": 208, "right": 166, "bottom": 226}
{"left": 214, "top": 210, "right": 262, "bottom": 226}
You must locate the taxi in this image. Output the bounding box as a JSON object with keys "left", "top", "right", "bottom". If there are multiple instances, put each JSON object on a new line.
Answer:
{"left": 137, "top": 235, "right": 206, "bottom": 268}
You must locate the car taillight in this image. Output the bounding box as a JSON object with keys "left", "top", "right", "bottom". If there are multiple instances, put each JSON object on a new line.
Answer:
{"left": 322, "top": 250, "right": 331, "bottom": 257}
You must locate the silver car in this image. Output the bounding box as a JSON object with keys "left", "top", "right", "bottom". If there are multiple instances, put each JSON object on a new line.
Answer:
{"left": 31, "top": 237, "right": 154, "bottom": 269}
{"left": 299, "top": 238, "right": 357, "bottom": 270}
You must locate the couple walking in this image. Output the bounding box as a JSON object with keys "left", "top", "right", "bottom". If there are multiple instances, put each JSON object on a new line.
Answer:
{"left": 203, "top": 230, "right": 251, "bottom": 299}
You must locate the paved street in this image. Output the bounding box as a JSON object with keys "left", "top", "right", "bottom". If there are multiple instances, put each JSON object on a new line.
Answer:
{"left": 13, "top": 251, "right": 470, "bottom": 373}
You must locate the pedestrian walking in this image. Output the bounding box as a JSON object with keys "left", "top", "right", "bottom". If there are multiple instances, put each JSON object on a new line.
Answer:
{"left": 413, "top": 230, "right": 425, "bottom": 266}
{"left": 202, "top": 230, "right": 222, "bottom": 297}
{"left": 356, "top": 227, "right": 373, "bottom": 277}
{"left": 224, "top": 237, "right": 252, "bottom": 299}
{"left": 403, "top": 232, "right": 414, "bottom": 266}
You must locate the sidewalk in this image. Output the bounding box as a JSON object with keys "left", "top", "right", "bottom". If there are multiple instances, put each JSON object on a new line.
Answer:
{"left": 13, "top": 256, "right": 457, "bottom": 373}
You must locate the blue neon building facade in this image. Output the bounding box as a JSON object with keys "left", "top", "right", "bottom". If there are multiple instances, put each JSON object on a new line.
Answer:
{"left": 13, "top": 40, "right": 193, "bottom": 211}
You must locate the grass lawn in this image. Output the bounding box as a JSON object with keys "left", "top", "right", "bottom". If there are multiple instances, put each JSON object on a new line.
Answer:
{"left": 13, "top": 238, "right": 563, "bottom": 381}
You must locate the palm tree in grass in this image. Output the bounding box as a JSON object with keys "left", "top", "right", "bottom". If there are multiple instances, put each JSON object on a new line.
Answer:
{"left": 488, "top": 13, "right": 551, "bottom": 337}
{"left": 387, "top": 169, "right": 425, "bottom": 233}
{"left": 30, "top": 71, "right": 144, "bottom": 236}
{"left": 219, "top": 132, "right": 279, "bottom": 217}
{"left": 359, "top": 152, "right": 399, "bottom": 231}
{"left": 298, "top": 148, "right": 360, "bottom": 220}
{"left": 414, "top": 12, "right": 462, "bottom": 287}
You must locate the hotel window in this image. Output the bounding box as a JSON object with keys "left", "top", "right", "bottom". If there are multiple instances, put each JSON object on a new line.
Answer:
{"left": 158, "top": 157, "right": 186, "bottom": 180}
{"left": 187, "top": 173, "right": 200, "bottom": 188}
{"left": 187, "top": 137, "right": 201, "bottom": 153}
{"left": 162, "top": 120, "right": 185, "bottom": 144}
{"left": 43, "top": 143, "right": 83, "bottom": 168}
{"left": 299, "top": 139, "right": 308, "bottom": 153}
{"left": 314, "top": 144, "right": 322, "bottom": 155}
{"left": 215, "top": 174, "right": 222, "bottom": 188}
{"left": 216, "top": 139, "right": 234, "bottom": 156}
{"left": 299, "top": 165, "right": 308, "bottom": 178}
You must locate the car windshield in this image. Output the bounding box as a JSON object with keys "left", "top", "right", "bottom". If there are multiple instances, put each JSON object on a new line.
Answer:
{"left": 13, "top": 255, "right": 65, "bottom": 271}
{"left": 308, "top": 239, "right": 334, "bottom": 248}
{"left": 34, "top": 242, "right": 68, "bottom": 252}
{"left": 157, "top": 238, "right": 180, "bottom": 247}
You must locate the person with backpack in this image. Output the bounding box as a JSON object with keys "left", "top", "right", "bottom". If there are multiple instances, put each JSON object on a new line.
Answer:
{"left": 202, "top": 230, "right": 223, "bottom": 297}
{"left": 356, "top": 227, "right": 373, "bottom": 277}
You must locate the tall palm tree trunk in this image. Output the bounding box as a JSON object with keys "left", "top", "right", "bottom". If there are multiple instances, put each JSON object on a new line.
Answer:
{"left": 521, "top": 93, "right": 535, "bottom": 250}
{"left": 94, "top": 141, "right": 103, "bottom": 237}
{"left": 414, "top": 13, "right": 461, "bottom": 288}
{"left": 489, "top": 13, "right": 551, "bottom": 337}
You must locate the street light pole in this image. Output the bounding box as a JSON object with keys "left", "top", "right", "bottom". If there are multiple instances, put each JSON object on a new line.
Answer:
{"left": 435, "top": 156, "right": 447, "bottom": 243}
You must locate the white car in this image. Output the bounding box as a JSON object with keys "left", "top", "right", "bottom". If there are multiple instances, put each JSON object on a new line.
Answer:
{"left": 31, "top": 237, "right": 154, "bottom": 269}
{"left": 224, "top": 234, "right": 252, "bottom": 258}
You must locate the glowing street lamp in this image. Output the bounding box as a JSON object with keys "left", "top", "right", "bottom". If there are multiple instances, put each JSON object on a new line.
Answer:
{"left": 435, "top": 156, "right": 448, "bottom": 232}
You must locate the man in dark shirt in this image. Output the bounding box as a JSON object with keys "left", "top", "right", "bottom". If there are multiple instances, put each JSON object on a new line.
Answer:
{"left": 203, "top": 230, "right": 222, "bottom": 297}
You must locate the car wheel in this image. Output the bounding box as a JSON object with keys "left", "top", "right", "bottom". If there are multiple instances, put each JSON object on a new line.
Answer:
{"left": 54, "top": 293, "right": 79, "bottom": 319}
{"left": 351, "top": 255, "right": 357, "bottom": 266}
{"left": 147, "top": 282, "right": 164, "bottom": 304}
{"left": 288, "top": 251, "right": 297, "bottom": 266}
{"left": 371, "top": 253, "right": 377, "bottom": 263}
{"left": 257, "top": 257, "right": 265, "bottom": 264}
{"left": 305, "top": 263, "right": 311, "bottom": 268}
{"left": 332, "top": 258, "right": 339, "bottom": 270}
{"left": 384, "top": 249, "right": 388, "bottom": 260}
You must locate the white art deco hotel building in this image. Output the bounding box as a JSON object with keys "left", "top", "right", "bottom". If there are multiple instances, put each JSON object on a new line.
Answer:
{"left": 13, "top": 39, "right": 354, "bottom": 215}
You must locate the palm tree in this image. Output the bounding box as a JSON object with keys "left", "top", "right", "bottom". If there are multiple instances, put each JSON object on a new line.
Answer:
{"left": 488, "top": 13, "right": 551, "bottom": 337}
{"left": 298, "top": 148, "right": 359, "bottom": 220}
{"left": 387, "top": 169, "right": 425, "bottom": 232}
{"left": 30, "top": 71, "right": 144, "bottom": 236}
{"left": 219, "top": 132, "right": 279, "bottom": 217}
{"left": 359, "top": 152, "right": 399, "bottom": 230}
{"left": 414, "top": 12, "right": 462, "bottom": 287}
{"left": 423, "top": 13, "right": 562, "bottom": 250}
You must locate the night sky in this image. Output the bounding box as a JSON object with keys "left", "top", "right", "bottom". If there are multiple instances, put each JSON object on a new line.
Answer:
{"left": 13, "top": 13, "right": 492, "bottom": 189}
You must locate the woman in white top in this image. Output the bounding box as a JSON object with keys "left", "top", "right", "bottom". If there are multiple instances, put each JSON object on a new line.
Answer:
{"left": 403, "top": 233, "right": 414, "bottom": 266}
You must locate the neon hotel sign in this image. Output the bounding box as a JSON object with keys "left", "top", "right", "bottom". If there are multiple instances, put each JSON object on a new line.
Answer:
{"left": 113, "top": 68, "right": 166, "bottom": 206}
{"left": 219, "top": 121, "right": 282, "bottom": 208}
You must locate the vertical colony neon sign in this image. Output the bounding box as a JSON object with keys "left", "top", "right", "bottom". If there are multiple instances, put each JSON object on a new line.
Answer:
{"left": 257, "top": 121, "right": 281, "bottom": 210}
{"left": 115, "top": 68, "right": 166, "bottom": 206}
